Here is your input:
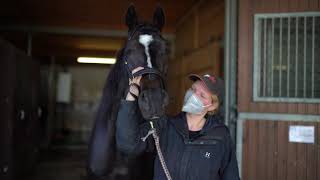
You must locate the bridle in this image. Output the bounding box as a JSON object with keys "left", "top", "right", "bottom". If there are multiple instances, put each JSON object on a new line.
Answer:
{"left": 123, "top": 24, "right": 166, "bottom": 90}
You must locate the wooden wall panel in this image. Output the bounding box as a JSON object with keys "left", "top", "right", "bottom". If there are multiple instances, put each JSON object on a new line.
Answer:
{"left": 198, "top": 0, "right": 225, "bottom": 47}
{"left": 183, "top": 43, "right": 220, "bottom": 75}
{"left": 276, "top": 121, "right": 286, "bottom": 180}
{"left": 242, "top": 120, "right": 320, "bottom": 180}
{"left": 289, "top": 0, "right": 299, "bottom": 11}
{"left": 166, "top": 59, "right": 182, "bottom": 115}
{"left": 238, "top": 0, "right": 320, "bottom": 115}
{"left": 286, "top": 121, "right": 297, "bottom": 180}
{"left": 211, "top": 43, "right": 223, "bottom": 76}
{"left": 238, "top": 0, "right": 251, "bottom": 112}
{"left": 266, "top": 121, "right": 277, "bottom": 180}
{"left": 183, "top": 49, "right": 211, "bottom": 74}
{"left": 242, "top": 120, "right": 257, "bottom": 180}
{"left": 306, "top": 125, "right": 317, "bottom": 180}
{"left": 256, "top": 121, "right": 267, "bottom": 180}
{"left": 308, "top": 0, "right": 318, "bottom": 11}
{"left": 175, "top": 16, "right": 196, "bottom": 57}
{"left": 242, "top": 121, "right": 249, "bottom": 180}
{"left": 167, "top": 0, "right": 224, "bottom": 115}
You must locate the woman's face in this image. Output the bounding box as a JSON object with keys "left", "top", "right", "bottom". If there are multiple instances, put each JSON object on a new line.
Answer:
{"left": 190, "top": 81, "right": 219, "bottom": 112}
{"left": 191, "top": 81, "right": 212, "bottom": 106}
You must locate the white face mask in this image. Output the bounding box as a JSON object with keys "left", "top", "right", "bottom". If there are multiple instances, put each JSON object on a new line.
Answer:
{"left": 182, "top": 89, "right": 211, "bottom": 115}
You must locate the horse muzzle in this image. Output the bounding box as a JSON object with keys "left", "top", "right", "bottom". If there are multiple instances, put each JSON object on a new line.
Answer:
{"left": 138, "top": 88, "right": 169, "bottom": 120}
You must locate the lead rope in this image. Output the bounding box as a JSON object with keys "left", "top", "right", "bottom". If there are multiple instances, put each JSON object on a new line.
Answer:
{"left": 141, "top": 122, "right": 172, "bottom": 180}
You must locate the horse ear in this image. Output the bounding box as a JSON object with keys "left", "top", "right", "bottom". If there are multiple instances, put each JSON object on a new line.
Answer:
{"left": 126, "top": 4, "right": 138, "bottom": 30}
{"left": 153, "top": 6, "right": 165, "bottom": 31}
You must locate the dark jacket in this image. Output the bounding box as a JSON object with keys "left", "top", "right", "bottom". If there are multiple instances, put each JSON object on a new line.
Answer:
{"left": 116, "top": 100, "right": 240, "bottom": 180}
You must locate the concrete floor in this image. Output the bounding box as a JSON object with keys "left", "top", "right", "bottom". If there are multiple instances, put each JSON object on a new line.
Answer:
{"left": 26, "top": 148, "right": 87, "bottom": 180}
{"left": 24, "top": 146, "right": 154, "bottom": 180}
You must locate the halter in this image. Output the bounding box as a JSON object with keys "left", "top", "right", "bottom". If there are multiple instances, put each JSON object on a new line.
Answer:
{"left": 125, "top": 62, "right": 166, "bottom": 90}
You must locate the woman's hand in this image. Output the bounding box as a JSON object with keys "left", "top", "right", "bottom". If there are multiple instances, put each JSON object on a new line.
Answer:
{"left": 126, "top": 67, "right": 144, "bottom": 101}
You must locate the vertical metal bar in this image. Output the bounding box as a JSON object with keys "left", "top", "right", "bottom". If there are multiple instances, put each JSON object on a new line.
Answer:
{"left": 224, "top": 0, "right": 238, "bottom": 145}
{"left": 287, "top": 17, "right": 291, "bottom": 97}
{"left": 236, "top": 119, "right": 244, "bottom": 178}
{"left": 279, "top": 18, "right": 283, "bottom": 97}
{"left": 295, "top": 17, "right": 299, "bottom": 97}
{"left": 228, "top": 0, "right": 238, "bottom": 144}
{"left": 224, "top": 0, "right": 231, "bottom": 127}
{"left": 254, "top": 16, "right": 261, "bottom": 100}
{"left": 303, "top": 16, "right": 307, "bottom": 98}
{"left": 263, "top": 19, "right": 267, "bottom": 96}
{"left": 311, "top": 16, "right": 315, "bottom": 98}
{"left": 271, "top": 18, "right": 275, "bottom": 97}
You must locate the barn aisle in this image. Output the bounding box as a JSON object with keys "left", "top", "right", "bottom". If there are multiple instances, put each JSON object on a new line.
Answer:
{"left": 26, "top": 148, "right": 87, "bottom": 180}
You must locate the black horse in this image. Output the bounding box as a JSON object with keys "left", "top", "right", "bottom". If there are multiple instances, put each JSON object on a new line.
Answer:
{"left": 87, "top": 5, "right": 170, "bottom": 180}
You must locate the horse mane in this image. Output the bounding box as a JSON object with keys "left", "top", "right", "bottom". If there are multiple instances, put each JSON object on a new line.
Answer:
{"left": 95, "top": 47, "right": 129, "bottom": 122}
{"left": 88, "top": 47, "right": 130, "bottom": 177}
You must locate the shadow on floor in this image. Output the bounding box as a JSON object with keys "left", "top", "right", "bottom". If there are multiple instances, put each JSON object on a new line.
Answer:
{"left": 26, "top": 147, "right": 87, "bottom": 180}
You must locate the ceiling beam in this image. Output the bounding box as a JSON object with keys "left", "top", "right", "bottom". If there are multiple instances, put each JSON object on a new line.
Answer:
{"left": 32, "top": 47, "right": 117, "bottom": 57}
{"left": 0, "top": 25, "right": 175, "bottom": 40}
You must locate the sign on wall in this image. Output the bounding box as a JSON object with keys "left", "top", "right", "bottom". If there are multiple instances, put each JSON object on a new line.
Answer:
{"left": 289, "top": 125, "right": 315, "bottom": 144}
{"left": 56, "top": 72, "right": 72, "bottom": 103}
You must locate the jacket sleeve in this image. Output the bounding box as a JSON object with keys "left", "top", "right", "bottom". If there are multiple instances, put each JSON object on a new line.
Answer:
{"left": 220, "top": 131, "right": 240, "bottom": 180}
{"left": 116, "top": 99, "right": 154, "bottom": 155}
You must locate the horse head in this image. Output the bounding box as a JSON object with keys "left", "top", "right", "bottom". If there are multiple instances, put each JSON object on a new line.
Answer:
{"left": 123, "top": 5, "right": 170, "bottom": 119}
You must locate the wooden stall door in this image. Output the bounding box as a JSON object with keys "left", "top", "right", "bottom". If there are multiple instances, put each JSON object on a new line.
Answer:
{"left": 242, "top": 120, "right": 319, "bottom": 180}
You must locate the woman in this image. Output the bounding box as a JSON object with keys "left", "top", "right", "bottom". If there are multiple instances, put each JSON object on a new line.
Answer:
{"left": 116, "top": 67, "right": 240, "bottom": 180}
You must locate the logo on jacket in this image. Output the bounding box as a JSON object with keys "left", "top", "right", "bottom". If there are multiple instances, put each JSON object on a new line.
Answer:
{"left": 204, "top": 152, "right": 211, "bottom": 159}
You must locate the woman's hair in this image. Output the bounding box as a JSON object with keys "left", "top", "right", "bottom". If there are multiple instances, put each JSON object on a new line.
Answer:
{"left": 206, "top": 94, "right": 224, "bottom": 123}
{"left": 207, "top": 94, "right": 220, "bottom": 116}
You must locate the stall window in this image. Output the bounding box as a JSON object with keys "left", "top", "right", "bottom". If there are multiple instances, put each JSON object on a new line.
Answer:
{"left": 253, "top": 12, "right": 320, "bottom": 103}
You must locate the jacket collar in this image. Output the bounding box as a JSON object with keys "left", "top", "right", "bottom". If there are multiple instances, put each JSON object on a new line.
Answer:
{"left": 169, "top": 112, "right": 224, "bottom": 139}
